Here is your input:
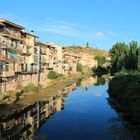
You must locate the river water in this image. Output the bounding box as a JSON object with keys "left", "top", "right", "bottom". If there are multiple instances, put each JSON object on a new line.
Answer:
{"left": 0, "top": 77, "right": 138, "bottom": 140}
{"left": 35, "top": 77, "right": 135, "bottom": 140}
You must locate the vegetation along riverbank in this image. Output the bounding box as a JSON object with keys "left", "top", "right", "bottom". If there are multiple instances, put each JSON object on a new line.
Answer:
{"left": 108, "top": 40, "right": 140, "bottom": 130}
{"left": 0, "top": 69, "right": 92, "bottom": 105}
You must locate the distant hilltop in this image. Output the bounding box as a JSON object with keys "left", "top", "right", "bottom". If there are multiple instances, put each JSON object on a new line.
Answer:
{"left": 63, "top": 46, "right": 109, "bottom": 57}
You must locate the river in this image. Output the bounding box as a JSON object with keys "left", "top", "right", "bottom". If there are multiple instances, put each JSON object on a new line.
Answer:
{"left": 35, "top": 77, "right": 135, "bottom": 140}
{"left": 0, "top": 77, "right": 138, "bottom": 140}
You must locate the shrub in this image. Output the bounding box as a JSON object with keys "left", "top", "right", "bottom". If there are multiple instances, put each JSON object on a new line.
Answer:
{"left": 23, "top": 84, "right": 42, "bottom": 93}
{"left": 95, "top": 76, "right": 106, "bottom": 86}
{"left": 108, "top": 73, "right": 140, "bottom": 124}
{"left": 76, "top": 63, "right": 83, "bottom": 72}
{"left": 47, "top": 70, "right": 58, "bottom": 80}
{"left": 95, "top": 55, "right": 106, "bottom": 66}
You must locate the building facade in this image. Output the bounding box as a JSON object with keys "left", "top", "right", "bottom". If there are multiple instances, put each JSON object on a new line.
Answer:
{"left": 0, "top": 18, "right": 96, "bottom": 95}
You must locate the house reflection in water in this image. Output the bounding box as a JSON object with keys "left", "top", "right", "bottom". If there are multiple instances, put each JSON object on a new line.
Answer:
{"left": 80, "top": 76, "right": 97, "bottom": 88}
{"left": 0, "top": 83, "right": 76, "bottom": 140}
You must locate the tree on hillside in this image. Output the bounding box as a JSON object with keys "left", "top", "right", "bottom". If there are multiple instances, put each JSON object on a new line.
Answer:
{"left": 86, "top": 42, "right": 89, "bottom": 48}
{"left": 95, "top": 56, "right": 106, "bottom": 66}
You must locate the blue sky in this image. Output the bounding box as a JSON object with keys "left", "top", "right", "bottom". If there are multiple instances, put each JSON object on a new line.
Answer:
{"left": 0, "top": 0, "right": 140, "bottom": 50}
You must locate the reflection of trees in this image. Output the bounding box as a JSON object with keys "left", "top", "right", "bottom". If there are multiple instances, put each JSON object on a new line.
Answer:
{"left": 95, "top": 76, "right": 106, "bottom": 86}
{"left": 107, "top": 100, "right": 140, "bottom": 140}
{"left": 76, "top": 78, "right": 83, "bottom": 87}
{"left": 108, "top": 123, "right": 131, "bottom": 140}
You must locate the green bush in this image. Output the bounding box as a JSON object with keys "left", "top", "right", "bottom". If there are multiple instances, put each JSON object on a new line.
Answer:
{"left": 23, "top": 84, "right": 42, "bottom": 93}
{"left": 95, "top": 76, "right": 106, "bottom": 86}
{"left": 108, "top": 73, "right": 140, "bottom": 124}
{"left": 47, "top": 70, "right": 58, "bottom": 79}
{"left": 95, "top": 55, "right": 106, "bottom": 66}
{"left": 76, "top": 63, "right": 83, "bottom": 72}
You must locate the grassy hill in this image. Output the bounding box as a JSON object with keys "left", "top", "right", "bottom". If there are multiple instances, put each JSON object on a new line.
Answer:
{"left": 64, "top": 46, "right": 109, "bottom": 57}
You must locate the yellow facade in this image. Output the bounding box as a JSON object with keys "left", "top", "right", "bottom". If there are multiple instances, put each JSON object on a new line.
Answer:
{"left": 0, "top": 18, "right": 86, "bottom": 94}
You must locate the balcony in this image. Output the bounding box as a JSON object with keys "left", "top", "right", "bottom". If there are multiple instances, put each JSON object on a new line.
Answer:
{"left": 0, "top": 54, "right": 17, "bottom": 63}
{"left": 21, "top": 65, "right": 38, "bottom": 74}
{"left": 18, "top": 45, "right": 31, "bottom": 56}
{"left": 1, "top": 43, "right": 19, "bottom": 53}
{"left": 2, "top": 28, "right": 23, "bottom": 41}
{"left": 2, "top": 71, "right": 15, "bottom": 77}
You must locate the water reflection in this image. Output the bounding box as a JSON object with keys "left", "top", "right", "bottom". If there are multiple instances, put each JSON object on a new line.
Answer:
{"left": 107, "top": 99, "right": 140, "bottom": 140}
{"left": 95, "top": 76, "right": 106, "bottom": 86}
{"left": 0, "top": 76, "right": 138, "bottom": 140}
{"left": 34, "top": 77, "right": 135, "bottom": 140}
{"left": 0, "top": 83, "right": 76, "bottom": 140}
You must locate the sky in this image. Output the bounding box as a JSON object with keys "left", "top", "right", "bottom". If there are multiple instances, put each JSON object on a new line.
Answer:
{"left": 0, "top": 0, "right": 140, "bottom": 50}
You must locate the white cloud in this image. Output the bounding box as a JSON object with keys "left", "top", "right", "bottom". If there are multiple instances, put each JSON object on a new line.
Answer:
{"left": 95, "top": 32, "right": 104, "bottom": 37}
{"left": 107, "top": 32, "right": 114, "bottom": 35}
{"left": 0, "top": 14, "right": 115, "bottom": 40}
{"left": 39, "top": 17, "right": 115, "bottom": 40}
{"left": 53, "top": 19, "right": 88, "bottom": 29}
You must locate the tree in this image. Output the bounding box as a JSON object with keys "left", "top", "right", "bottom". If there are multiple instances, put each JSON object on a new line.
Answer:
{"left": 137, "top": 47, "right": 140, "bottom": 71}
{"left": 95, "top": 56, "right": 106, "bottom": 66}
{"left": 128, "top": 41, "right": 138, "bottom": 70}
{"left": 109, "top": 41, "right": 140, "bottom": 74}
{"left": 86, "top": 42, "right": 89, "bottom": 48}
{"left": 129, "top": 40, "right": 138, "bottom": 55}
{"left": 109, "top": 42, "right": 129, "bottom": 73}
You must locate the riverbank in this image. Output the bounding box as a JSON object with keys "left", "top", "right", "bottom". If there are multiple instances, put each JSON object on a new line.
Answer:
{"left": 0, "top": 70, "right": 92, "bottom": 105}
{"left": 108, "top": 72, "right": 140, "bottom": 127}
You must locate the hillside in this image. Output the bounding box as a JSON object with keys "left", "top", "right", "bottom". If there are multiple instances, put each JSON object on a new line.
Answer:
{"left": 64, "top": 46, "right": 109, "bottom": 57}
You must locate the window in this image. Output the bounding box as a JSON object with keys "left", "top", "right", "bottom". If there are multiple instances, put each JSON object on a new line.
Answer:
{"left": 0, "top": 64, "right": 3, "bottom": 70}
{"left": 34, "top": 55, "right": 38, "bottom": 63}
{"left": 5, "top": 64, "right": 9, "bottom": 71}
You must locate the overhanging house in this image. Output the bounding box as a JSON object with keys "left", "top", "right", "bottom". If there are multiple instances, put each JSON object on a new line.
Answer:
{"left": 0, "top": 18, "right": 25, "bottom": 93}
{"left": 0, "top": 18, "right": 83, "bottom": 95}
